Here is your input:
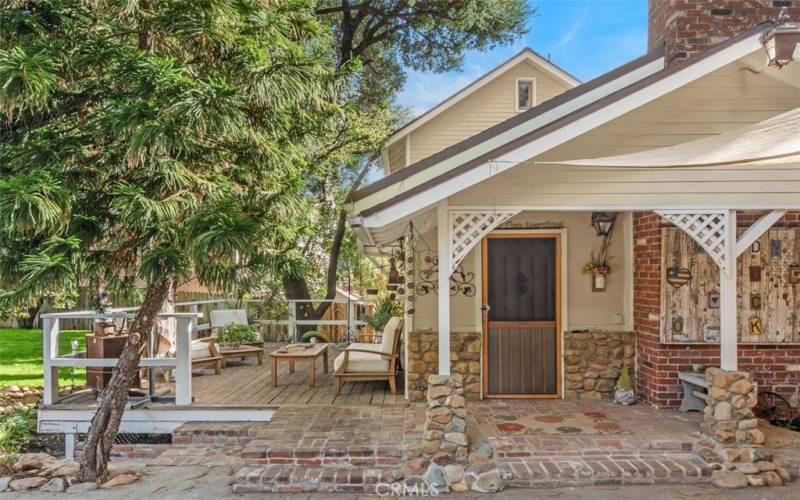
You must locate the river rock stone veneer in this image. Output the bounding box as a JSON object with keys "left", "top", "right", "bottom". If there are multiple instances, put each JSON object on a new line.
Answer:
{"left": 393, "top": 374, "right": 505, "bottom": 494}
{"left": 407, "top": 332, "right": 481, "bottom": 402}
{"left": 564, "top": 331, "right": 634, "bottom": 400}
{"left": 695, "top": 368, "right": 792, "bottom": 488}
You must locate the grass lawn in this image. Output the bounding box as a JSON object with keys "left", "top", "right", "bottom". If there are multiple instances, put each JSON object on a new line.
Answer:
{"left": 0, "top": 328, "right": 89, "bottom": 389}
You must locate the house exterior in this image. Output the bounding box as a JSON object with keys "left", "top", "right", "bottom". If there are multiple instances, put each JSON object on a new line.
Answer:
{"left": 347, "top": 1, "right": 800, "bottom": 408}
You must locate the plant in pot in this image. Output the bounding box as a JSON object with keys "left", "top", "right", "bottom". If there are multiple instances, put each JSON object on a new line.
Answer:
{"left": 90, "top": 288, "right": 115, "bottom": 337}
{"left": 217, "top": 324, "right": 259, "bottom": 350}
{"left": 363, "top": 294, "right": 403, "bottom": 333}
{"left": 299, "top": 330, "right": 330, "bottom": 345}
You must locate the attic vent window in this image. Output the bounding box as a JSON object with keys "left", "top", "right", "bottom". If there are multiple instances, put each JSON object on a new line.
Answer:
{"left": 516, "top": 79, "right": 535, "bottom": 111}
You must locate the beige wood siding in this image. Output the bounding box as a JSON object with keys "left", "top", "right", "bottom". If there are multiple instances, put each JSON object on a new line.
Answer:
{"left": 451, "top": 61, "right": 800, "bottom": 207}
{"left": 403, "top": 60, "right": 572, "bottom": 166}
{"left": 411, "top": 212, "right": 628, "bottom": 333}
{"left": 386, "top": 141, "right": 406, "bottom": 173}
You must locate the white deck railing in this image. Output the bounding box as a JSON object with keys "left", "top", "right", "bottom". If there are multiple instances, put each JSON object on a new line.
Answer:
{"left": 41, "top": 297, "right": 371, "bottom": 407}
{"left": 41, "top": 310, "right": 199, "bottom": 407}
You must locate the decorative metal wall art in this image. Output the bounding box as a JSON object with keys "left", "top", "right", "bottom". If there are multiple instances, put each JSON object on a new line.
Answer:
{"left": 415, "top": 250, "right": 476, "bottom": 297}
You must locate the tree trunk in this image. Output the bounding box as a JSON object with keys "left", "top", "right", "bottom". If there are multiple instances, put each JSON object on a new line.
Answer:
{"left": 78, "top": 276, "right": 172, "bottom": 483}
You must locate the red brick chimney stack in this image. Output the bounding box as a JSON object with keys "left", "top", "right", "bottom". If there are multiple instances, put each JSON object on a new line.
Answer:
{"left": 648, "top": 0, "right": 800, "bottom": 64}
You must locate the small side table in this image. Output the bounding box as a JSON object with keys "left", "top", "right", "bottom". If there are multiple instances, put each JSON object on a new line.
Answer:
{"left": 269, "top": 344, "right": 329, "bottom": 387}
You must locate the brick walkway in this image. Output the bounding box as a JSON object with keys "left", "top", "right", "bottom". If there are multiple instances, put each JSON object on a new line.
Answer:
{"left": 124, "top": 399, "right": 716, "bottom": 493}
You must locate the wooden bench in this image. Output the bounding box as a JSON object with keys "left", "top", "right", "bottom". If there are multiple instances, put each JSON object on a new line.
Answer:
{"left": 678, "top": 371, "right": 709, "bottom": 412}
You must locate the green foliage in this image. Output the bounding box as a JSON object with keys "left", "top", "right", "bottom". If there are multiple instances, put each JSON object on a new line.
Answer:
{"left": 217, "top": 324, "right": 259, "bottom": 345}
{"left": 0, "top": 0, "right": 345, "bottom": 309}
{"left": 363, "top": 294, "right": 403, "bottom": 331}
{"left": 0, "top": 407, "right": 34, "bottom": 458}
{"left": 299, "top": 330, "right": 329, "bottom": 343}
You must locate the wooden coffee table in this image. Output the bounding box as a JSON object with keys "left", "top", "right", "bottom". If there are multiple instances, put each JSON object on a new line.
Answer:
{"left": 218, "top": 344, "right": 263, "bottom": 368}
{"left": 269, "top": 344, "right": 329, "bottom": 387}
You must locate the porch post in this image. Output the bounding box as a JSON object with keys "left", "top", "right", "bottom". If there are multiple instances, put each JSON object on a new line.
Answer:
{"left": 437, "top": 199, "right": 451, "bottom": 375}
{"left": 720, "top": 209, "right": 738, "bottom": 371}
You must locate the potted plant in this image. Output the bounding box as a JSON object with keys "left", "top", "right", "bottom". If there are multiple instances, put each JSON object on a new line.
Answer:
{"left": 363, "top": 294, "right": 403, "bottom": 331}
{"left": 300, "top": 330, "right": 330, "bottom": 345}
{"left": 217, "top": 324, "right": 259, "bottom": 350}
{"left": 90, "top": 288, "right": 115, "bottom": 337}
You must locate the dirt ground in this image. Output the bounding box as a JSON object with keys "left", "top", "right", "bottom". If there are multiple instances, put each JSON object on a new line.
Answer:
{"left": 1, "top": 465, "right": 799, "bottom": 499}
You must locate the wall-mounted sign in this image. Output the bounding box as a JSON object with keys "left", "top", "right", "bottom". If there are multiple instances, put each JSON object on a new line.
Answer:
{"left": 707, "top": 290, "right": 720, "bottom": 309}
{"left": 771, "top": 239, "right": 782, "bottom": 257}
{"left": 749, "top": 316, "right": 764, "bottom": 336}
{"left": 749, "top": 265, "right": 762, "bottom": 282}
{"left": 703, "top": 324, "right": 720, "bottom": 343}
{"left": 672, "top": 315, "right": 684, "bottom": 335}
{"left": 789, "top": 265, "right": 800, "bottom": 285}
{"left": 666, "top": 267, "right": 692, "bottom": 288}
{"left": 750, "top": 293, "right": 762, "bottom": 310}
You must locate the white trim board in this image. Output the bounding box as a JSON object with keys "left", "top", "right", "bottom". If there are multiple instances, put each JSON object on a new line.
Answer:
{"left": 38, "top": 407, "right": 274, "bottom": 434}
{"left": 359, "top": 31, "right": 768, "bottom": 228}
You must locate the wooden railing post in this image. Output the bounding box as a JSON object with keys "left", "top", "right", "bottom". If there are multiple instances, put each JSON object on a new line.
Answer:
{"left": 175, "top": 316, "right": 192, "bottom": 405}
{"left": 42, "top": 317, "right": 60, "bottom": 405}
{"left": 189, "top": 304, "right": 199, "bottom": 340}
{"left": 288, "top": 301, "right": 297, "bottom": 342}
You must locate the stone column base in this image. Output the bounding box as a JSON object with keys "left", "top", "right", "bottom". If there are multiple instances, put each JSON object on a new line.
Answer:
{"left": 695, "top": 368, "right": 792, "bottom": 488}
{"left": 422, "top": 374, "right": 468, "bottom": 464}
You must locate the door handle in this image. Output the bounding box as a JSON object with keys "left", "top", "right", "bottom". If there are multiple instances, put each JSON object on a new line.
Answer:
{"left": 481, "top": 304, "right": 491, "bottom": 312}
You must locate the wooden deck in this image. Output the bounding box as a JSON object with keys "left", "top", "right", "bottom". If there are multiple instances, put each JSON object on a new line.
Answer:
{"left": 188, "top": 343, "right": 405, "bottom": 407}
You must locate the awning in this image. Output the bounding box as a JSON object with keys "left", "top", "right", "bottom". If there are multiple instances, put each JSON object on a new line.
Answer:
{"left": 550, "top": 106, "right": 800, "bottom": 168}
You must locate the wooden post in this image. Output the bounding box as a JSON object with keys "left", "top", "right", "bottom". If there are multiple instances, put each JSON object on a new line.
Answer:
{"left": 288, "top": 301, "right": 297, "bottom": 342}
{"left": 720, "top": 209, "right": 738, "bottom": 371}
{"left": 437, "top": 200, "right": 451, "bottom": 375}
{"left": 42, "top": 317, "right": 60, "bottom": 405}
{"left": 175, "top": 316, "right": 192, "bottom": 406}
{"left": 189, "top": 304, "right": 199, "bottom": 340}
{"left": 64, "top": 433, "right": 75, "bottom": 460}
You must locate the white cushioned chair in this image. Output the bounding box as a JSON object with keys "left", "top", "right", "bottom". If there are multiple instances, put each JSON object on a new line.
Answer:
{"left": 333, "top": 317, "right": 403, "bottom": 395}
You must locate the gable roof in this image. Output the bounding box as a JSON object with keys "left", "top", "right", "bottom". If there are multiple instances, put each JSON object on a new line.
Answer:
{"left": 384, "top": 48, "right": 580, "bottom": 148}
{"left": 349, "top": 21, "right": 775, "bottom": 229}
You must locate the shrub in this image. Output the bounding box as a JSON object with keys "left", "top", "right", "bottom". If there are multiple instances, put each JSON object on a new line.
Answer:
{"left": 217, "top": 324, "right": 259, "bottom": 345}
{"left": 0, "top": 407, "right": 33, "bottom": 460}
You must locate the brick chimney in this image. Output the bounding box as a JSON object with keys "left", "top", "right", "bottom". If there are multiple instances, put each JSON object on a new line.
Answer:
{"left": 648, "top": 0, "right": 800, "bottom": 64}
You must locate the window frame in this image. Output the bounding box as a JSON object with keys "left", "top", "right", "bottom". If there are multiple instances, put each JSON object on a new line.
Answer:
{"left": 515, "top": 77, "right": 537, "bottom": 112}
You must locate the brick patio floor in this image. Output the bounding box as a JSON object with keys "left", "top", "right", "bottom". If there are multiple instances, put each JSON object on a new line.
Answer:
{"left": 129, "top": 399, "right": 718, "bottom": 493}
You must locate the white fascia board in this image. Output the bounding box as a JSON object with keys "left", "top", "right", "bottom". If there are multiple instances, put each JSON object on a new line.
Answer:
{"left": 355, "top": 56, "right": 664, "bottom": 218}
{"left": 361, "top": 36, "right": 766, "bottom": 228}
{"left": 384, "top": 51, "right": 580, "bottom": 147}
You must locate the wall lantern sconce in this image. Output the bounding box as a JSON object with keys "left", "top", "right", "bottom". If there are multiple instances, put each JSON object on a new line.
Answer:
{"left": 762, "top": 8, "right": 800, "bottom": 68}
{"left": 591, "top": 212, "right": 617, "bottom": 237}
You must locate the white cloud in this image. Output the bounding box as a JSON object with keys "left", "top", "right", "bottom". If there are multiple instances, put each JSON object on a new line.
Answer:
{"left": 397, "top": 63, "right": 490, "bottom": 117}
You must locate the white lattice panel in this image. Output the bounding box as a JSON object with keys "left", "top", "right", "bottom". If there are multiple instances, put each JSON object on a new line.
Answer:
{"left": 448, "top": 210, "right": 519, "bottom": 275}
{"left": 656, "top": 210, "right": 731, "bottom": 274}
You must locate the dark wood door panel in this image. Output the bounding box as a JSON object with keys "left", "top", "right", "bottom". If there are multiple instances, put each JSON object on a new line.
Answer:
{"left": 482, "top": 234, "right": 561, "bottom": 398}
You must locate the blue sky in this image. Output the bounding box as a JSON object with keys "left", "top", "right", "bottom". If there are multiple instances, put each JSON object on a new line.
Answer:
{"left": 396, "top": 0, "right": 649, "bottom": 116}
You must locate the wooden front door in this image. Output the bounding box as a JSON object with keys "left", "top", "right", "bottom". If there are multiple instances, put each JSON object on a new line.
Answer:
{"left": 481, "top": 233, "right": 561, "bottom": 398}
